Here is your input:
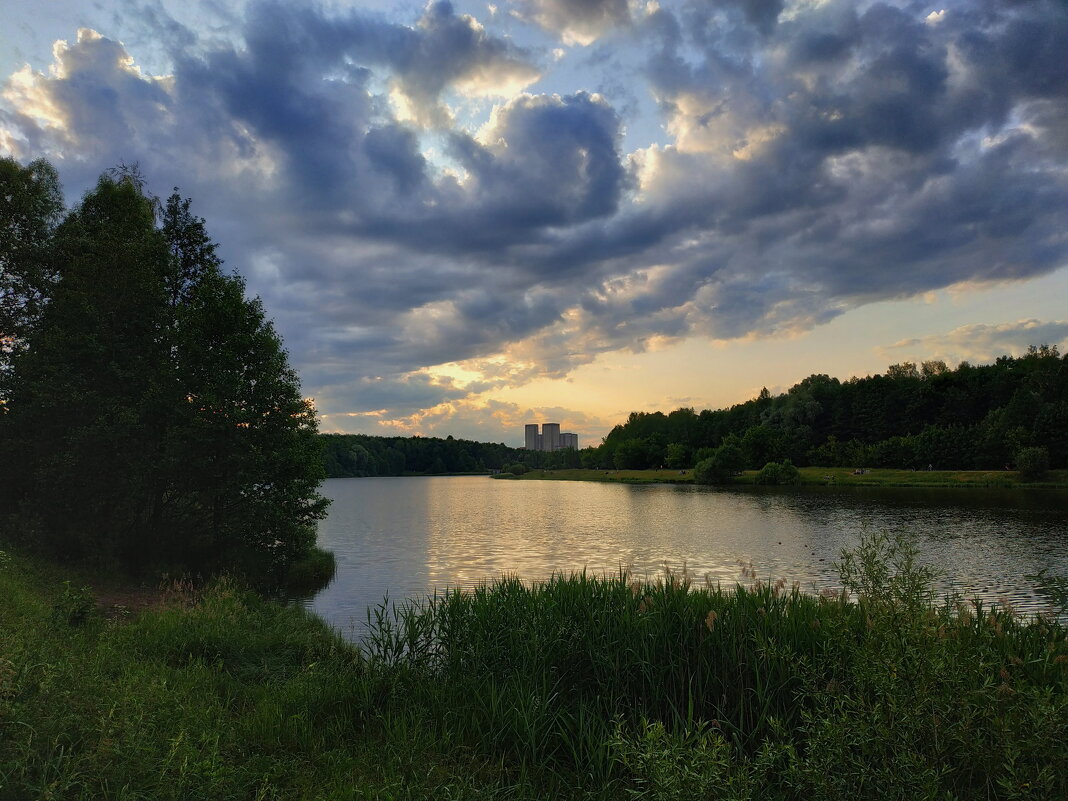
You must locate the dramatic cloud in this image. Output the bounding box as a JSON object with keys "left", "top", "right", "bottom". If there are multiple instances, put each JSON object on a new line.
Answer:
{"left": 1, "top": 0, "right": 1066, "bottom": 436}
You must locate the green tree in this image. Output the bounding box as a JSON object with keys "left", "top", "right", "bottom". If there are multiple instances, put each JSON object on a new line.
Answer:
{"left": 0, "top": 157, "right": 64, "bottom": 403}
{"left": 614, "top": 438, "right": 654, "bottom": 469}
{"left": 664, "top": 442, "right": 689, "bottom": 469}
{"left": 2, "top": 167, "right": 327, "bottom": 577}
{"left": 4, "top": 173, "right": 172, "bottom": 563}
{"left": 165, "top": 267, "right": 328, "bottom": 572}
{"left": 741, "top": 425, "right": 784, "bottom": 469}
{"left": 1015, "top": 447, "right": 1049, "bottom": 481}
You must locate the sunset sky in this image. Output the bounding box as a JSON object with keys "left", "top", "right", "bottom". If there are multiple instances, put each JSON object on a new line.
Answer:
{"left": 2, "top": 0, "right": 1066, "bottom": 447}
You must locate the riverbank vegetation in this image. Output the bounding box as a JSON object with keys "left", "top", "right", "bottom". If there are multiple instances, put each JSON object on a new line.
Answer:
{"left": 0, "top": 158, "right": 328, "bottom": 586}
{"left": 501, "top": 466, "right": 1068, "bottom": 489}
{"left": 1, "top": 533, "right": 1065, "bottom": 799}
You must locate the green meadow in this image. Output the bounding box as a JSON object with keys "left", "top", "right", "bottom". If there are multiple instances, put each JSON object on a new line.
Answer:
{"left": 2, "top": 533, "right": 1066, "bottom": 800}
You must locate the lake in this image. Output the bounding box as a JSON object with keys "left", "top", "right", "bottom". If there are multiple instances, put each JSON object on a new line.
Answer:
{"left": 306, "top": 476, "right": 1068, "bottom": 638}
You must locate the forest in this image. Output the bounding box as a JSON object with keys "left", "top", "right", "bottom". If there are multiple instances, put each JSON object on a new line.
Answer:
{"left": 583, "top": 350, "right": 1067, "bottom": 472}
{"left": 321, "top": 431, "right": 582, "bottom": 478}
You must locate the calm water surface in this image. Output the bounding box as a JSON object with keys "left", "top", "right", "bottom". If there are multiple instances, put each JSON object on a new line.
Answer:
{"left": 307, "top": 476, "right": 1068, "bottom": 638}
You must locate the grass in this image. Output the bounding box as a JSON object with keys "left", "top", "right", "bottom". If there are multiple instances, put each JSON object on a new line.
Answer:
{"left": 1, "top": 535, "right": 1066, "bottom": 799}
{"left": 506, "top": 467, "right": 1068, "bottom": 488}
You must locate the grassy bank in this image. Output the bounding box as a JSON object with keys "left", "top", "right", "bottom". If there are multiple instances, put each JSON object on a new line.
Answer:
{"left": 1, "top": 536, "right": 1066, "bottom": 800}
{"left": 498, "top": 466, "right": 1068, "bottom": 488}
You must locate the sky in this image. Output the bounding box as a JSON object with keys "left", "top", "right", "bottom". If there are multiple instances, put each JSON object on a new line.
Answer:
{"left": 2, "top": 0, "right": 1066, "bottom": 447}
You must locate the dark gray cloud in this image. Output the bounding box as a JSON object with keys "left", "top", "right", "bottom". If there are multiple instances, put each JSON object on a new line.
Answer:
{"left": 316, "top": 371, "right": 469, "bottom": 418}
{"left": 1, "top": 0, "right": 1067, "bottom": 428}
{"left": 445, "top": 91, "right": 628, "bottom": 233}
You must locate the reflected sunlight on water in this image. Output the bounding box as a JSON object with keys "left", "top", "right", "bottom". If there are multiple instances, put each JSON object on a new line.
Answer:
{"left": 306, "top": 476, "right": 1068, "bottom": 640}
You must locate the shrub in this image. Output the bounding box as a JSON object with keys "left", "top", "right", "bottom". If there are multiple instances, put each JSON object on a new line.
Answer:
{"left": 281, "top": 546, "right": 337, "bottom": 597}
{"left": 1015, "top": 446, "right": 1049, "bottom": 481}
{"left": 755, "top": 460, "right": 800, "bottom": 485}
{"left": 694, "top": 444, "right": 744, "bottom": 485}
{"left": 505, "top": 462, "right": 529, "bottom": 475}
{"left": 52, "top": 580, "right": 96, "bottom": 627}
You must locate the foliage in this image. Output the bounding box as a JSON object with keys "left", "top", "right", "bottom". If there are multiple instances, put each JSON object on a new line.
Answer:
{"left": 693, "top": 443, "right": 744, "bottom": 485}
{"left": 754, "top": 460, "right": 800, "bottom": 485}
{"left": 321, "top": 432, "right": 585, "bottom": 478}
{"left": 51, "top": 581, "right": 97, "bottom": 627}
{"left": 0, "top": 157, "right": 64, "bottom": 402}
{"left": 0, "top": 163, "right": 327, "bottom": 579}
{"left": 582, "top": 346, "right": 1068, "bottom": 473}
{"left": 1, "top": 538, "right": 1066, "bottom": 799}
{"left": 280, "top": 546, "right": 337, "bottom": 598}
{"left": 1015, "top": 446, "right": 1050, "bottom": 481}
{"left": 664, "top": 442, "right": 690, "bottom": 469}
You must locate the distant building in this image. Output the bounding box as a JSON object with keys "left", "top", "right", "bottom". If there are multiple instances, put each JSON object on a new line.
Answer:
{"left": 542, "top": 422, "right": 560, "bottom": 451}
{"left": 523, "top": 422, "right": 578, "bottom": 451}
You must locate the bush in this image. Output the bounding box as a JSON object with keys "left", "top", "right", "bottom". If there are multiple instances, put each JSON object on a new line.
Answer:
{"left": 281, "top": 546, "right": 337, "bottom": 597}
{"left": 1015, "top": 446, "right": 1050, "bottom": 481}
{"left": 505, "top": 462, "right": 529, "bottom": 475}
{"left": 755, "top": 460, "right": 800, "bottom": 485}
{"left": 693, "top": 444, "right": 744, "bottom": 485}
{"left": 693, "top": 447, "right": 716, "bottom": 464}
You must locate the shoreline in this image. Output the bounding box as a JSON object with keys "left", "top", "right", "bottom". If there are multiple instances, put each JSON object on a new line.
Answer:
{"left": 493, "top": 466, "right": 1068, "bottom": 489}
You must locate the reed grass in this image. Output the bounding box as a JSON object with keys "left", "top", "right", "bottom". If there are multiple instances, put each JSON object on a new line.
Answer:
{"left": 0, "top": 535, "right": 1065, "bottom": 799}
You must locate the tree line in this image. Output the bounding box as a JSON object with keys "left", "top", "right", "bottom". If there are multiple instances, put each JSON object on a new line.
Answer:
{"left": 580, "top": 351, "right": 1067, "bottom": 473}
{"left": 321, "top": 432, "right": 582, "bottom": 478}
{"left": 0, "top": 158, "right": 327, "bottom": 581}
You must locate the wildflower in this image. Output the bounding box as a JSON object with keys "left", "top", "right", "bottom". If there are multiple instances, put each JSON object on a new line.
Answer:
{"left": 705, "top": 610, "right": 718, "bottom": 631}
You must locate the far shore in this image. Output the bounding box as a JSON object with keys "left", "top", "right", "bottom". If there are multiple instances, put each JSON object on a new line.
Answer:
{"left": 494, "top": 466, "right": 1068, "bottom": 489}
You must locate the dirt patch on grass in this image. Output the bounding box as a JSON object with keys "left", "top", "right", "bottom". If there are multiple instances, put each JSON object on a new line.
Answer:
{"left": 91, "top": 584, "right": 167, "bottom": 619}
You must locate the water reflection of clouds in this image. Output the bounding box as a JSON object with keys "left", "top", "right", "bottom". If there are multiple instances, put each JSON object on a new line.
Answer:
{"left": 310, "top": 477, "right": 1068, "bottom": 640}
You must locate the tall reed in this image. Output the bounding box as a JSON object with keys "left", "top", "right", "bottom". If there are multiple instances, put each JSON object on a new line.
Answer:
{"left": 1, "top": 534, "right": 1065, "bottom": 799}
